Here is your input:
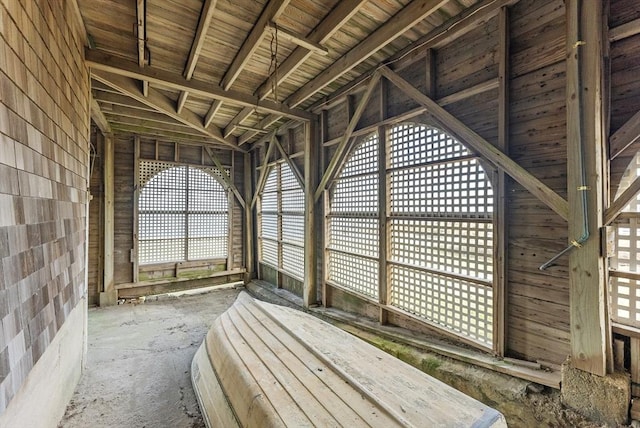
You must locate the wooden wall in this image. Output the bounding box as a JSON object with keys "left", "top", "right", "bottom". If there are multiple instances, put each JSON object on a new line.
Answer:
{"left": 87, "top": 128, "right": 104, "bottom": 306}
{"left": 254, "top": 0, "right": 579, "bottom": 365}
{"left": 0, "top": 0, "right": 90, "bottom": 412}
{"left": 113, "top": 137, "right": 134, "bottom": 284}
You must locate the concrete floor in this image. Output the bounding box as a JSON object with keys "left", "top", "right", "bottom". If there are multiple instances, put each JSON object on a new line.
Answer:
{"left": 60, "top": 286, "right": 242, "bottom": 428}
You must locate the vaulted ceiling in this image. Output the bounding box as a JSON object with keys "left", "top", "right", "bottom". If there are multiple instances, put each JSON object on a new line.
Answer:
{"left": 78, "top": 0, "right": 486, "bottom": 151}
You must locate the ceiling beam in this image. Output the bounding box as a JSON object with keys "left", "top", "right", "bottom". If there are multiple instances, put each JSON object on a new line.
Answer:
{"left": 239, "top": 113, "right": 281, "bottom": 145}
{"left": 92, "top": 70, "right": 244, "bottom": 152}
{"left": 91, "top": 96, "right": 112, "bottom": 134}
{"left": 136, "top": 0, "right": 148, "bottom": 94}
{"left": 224, "top": 107, "right": 254, "bottom": 139}
{"left": 93, "top": 91, "right": 158, "bottom": 111}
{"left": 107, "top": 115, "right": 208, "bottom": 138}
{"left": 204, "top": 100, "right": 224, "bottom": 128}
{"left": 111, "top": 124, "right": 215, "bottom": 144}
{"left": 286, "top": 0, "right": 449, "bottom": 108}
{"left": 86, "top": 49, "right": 314, "bottom": 121}
{"left": 102, "top": 104, "right": 191, "bottom": 126}
{"left": 379, "top": 65, "right": 570, "bottom": 221}
{"left": 178, "top": 0, "right": 219, "bottom": 114}
{"left": 265, "top": 23, "right": 328, "bottom": 56}
{"left": 221, "top": 0, "right": 291, "bottom": 90}
{"left": 256, "top": 0, "right": 366, "bottom": 101}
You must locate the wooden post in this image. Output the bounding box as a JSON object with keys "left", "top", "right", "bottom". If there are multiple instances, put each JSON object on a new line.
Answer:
{"left": 320, "top": 110, "right": 330, "bottom": 308}
{"left": 494, "top": 6, "right": 509, "bottom": 357}
{"left": 566, "top": 0, "right": 608, "bottom": 376}
{"left": 378, "top": 125, "right": 389, "bottom": 324}
{"left": 132, "top": 137, "right": 140, "bottom": 283}
{"left": 100, "top": 133, "right": 117, "bottom": 306}
{"left": 244, "top": 152, "right": 254, "bottom": 283}
{"left": 304, "top": 119, "right": 319, "bottom": 307}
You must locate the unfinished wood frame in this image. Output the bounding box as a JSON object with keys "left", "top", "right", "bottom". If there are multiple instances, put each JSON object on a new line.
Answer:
{"left": 566, "top": 0, "right": 608, "bottom": 376}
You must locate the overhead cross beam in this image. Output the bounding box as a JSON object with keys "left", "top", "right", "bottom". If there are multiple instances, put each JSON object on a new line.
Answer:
{"left": 85, "top": 50, "right": 314, "bottom": 122}
{"left": 177, "top": 0, "right": 218, "bottom": 114}
{"left": 255, "top": 0, "right": 367, "bottom": 101}
{"left": 91, "top": 97, "right": 112, "bottom": 134}
{"left": 609, "top": 109, "right": 640, "bottom": 160}
{"left": 92, "top": 70, "right": 244, "bottom": 152}
{"left": 221, "top": 0, "right": 290, "bottom": 91}
{"left": 287, "top": 0, "right": 449, "bottom": 108}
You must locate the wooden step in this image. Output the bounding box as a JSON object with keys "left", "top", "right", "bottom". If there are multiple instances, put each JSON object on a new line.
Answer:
{"left": 192, "top": 292, "right": 506, "bottom": 427}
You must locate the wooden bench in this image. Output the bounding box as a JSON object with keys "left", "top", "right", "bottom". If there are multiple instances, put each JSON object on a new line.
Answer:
{"left": 191, "top": 292, "right": 506, "bottom": 427}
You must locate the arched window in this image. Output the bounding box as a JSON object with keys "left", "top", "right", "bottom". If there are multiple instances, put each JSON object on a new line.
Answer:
{"left": 325, "top": 124, "right": 494, "bottom": 347}
{"left": 258, "top": 161, "right": 305, "bottom": 279}
{"left": 327, "top": 134, "right": 380, "bottom": 299}
{"left": 388, "top": 123, "right": 493, "bottom": 346}
{"left": 138, "top": 163, "right": 228, "bottom": 264}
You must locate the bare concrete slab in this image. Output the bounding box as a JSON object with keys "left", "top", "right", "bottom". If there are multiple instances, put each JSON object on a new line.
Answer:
{"left": 60, "top": 287, "right": 241, "bottom": 428}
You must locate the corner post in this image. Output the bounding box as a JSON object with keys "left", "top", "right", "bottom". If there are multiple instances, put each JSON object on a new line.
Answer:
{"left": 304, "top": 118, "right": 319, "bottom": 307}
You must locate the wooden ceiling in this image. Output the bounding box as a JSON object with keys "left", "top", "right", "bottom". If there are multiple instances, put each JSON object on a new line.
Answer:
{"left": 78, "top": 0, "right": 484, "bottom": 150}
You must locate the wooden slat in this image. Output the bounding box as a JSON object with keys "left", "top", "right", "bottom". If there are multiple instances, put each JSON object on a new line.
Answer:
{"left": 86, "top": 50, "right": 315, "bottom": 122}
{"left": 314, "top": 72, "right": 382, "bottom": 202}
{"left": 379, "top": 66, "right": 570, "bottom": 221}
{"left": 610, "top": 109, "right": 640, "bottom": 160}
{"left": 256, "top": 0, "right": 367, "bottom": 101}
{"left": 221, "top": 0, "right": 291, "bottom": 90}
{"left": 609, "top": 17, "right": 640, "bottom": 42}
{"left": 92, "top": 70, "right": 243, "bottom": 152}
{"left": 286, "top": 0, "right": 449, "bottom": 108}
{"left": 605, "top": 175, "right": 640, "bottom": 225}
{"left": 204, "top": 147, "right": 246, "bottom": 209}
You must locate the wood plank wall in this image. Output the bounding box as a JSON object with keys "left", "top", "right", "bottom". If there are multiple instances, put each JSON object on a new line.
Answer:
{"left": 609, "top": 0, "right": 640, "bottom": 196}
{"left": 255, "top": 0, "right": 577, "bottom": 365}
{"left": 0, "top": 0, "right": 90, "bottom": 412}
{"left": 505, "top": 0, "right": 569, "bottom": 364}
{"left": 113, "top": 137, "right": 135, "bottom": 284}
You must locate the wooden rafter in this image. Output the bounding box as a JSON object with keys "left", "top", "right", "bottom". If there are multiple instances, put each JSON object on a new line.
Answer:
{"left": 221, "top": 0, "right": 290, "bottom": 91}
{"left": 178, "top": 0, "right": 218, "bottom": 114}
{"left": 203, "top": 147, "right": 246, "bottom": 209}
{"left": 85, "top": 50, "right": 314, "bottom": 122}
{"left": 105, "top": 114, "right": 206, "bottom": 137}
{"left": 256, "top": 0, "right": 367, "bottom": 101}
{"left": 314, "top": 72, "right": 382, "bottom": 202}
{"left": 92, "top": 70, "right": 243, "bottom": 152}
{"left": 224, "top": 107, "right": 254, "bottom": 139}
{"left": 100, "top": 104, "right": 190, "bottom": 126}
{"left": 379, "top": 66, "right": 570, "bottom": 221}
{"left": 239, "top": 113, "right": 281, "bottom": 145}
{"left": 136, "top": 0, "right": 148, "bottom": 95}
{"left": 609, "top": 109, "right": 640, "bottom": 160}
{"left": 91, "top": 97, "right": 111, "bottom": 134}
{"left": 265, "top": 23, "right": 328, "bottom": 56}
{"left": 287, "top": 0, "right": 449, "bottom": 108}
{"left": 204, "top": 100, "right": 223, "bottom": 128}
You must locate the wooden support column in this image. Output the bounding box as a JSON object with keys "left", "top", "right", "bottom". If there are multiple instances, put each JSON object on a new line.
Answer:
{"left": 494, "top": 6, "right": 509, "bottom": 357}
{"left": 378, "top": 125, "right": 389, "bottom": 324}
{"left": 566, "top": 0, "right": 608, "bottom": 376}
{"left": 132, "top": 137, "right": 140, "bottom": 283}
{"left": 244, "top": 152, "right": 254, "bottom": 283}
{"left": 100, "top": 133, "right": 117, "bottom": 306}
{"left": 320, "top": 110, "right": 330, "bottom": 308}
{"left": 304, "top": 119, "right": 319, "bottom": 307}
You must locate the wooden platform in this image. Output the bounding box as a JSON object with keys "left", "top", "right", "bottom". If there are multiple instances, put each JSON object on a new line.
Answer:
{"left": 191, "top": 292, "right": 507, "bottom": 427}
